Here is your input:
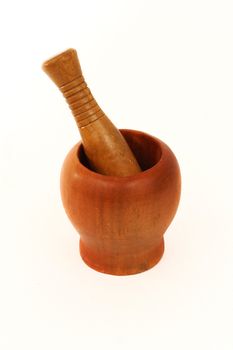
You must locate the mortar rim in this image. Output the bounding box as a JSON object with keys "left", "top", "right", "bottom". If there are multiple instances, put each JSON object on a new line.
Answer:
{"left": 75, "top": 129, "right": 167, "bottom": 182}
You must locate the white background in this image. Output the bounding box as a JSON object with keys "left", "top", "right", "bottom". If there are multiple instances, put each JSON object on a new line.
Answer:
{"left": 0, "top": 1, "right": 233, "bottom": 349}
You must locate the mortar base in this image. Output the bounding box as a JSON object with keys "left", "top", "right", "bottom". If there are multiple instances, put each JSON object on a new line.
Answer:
{"left": 79, "top": 238, "right": 165, "bottom": 276}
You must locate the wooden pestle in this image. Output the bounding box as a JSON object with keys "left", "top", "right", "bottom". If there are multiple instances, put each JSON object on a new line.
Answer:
{"left": 42, "top": 49, "right": 141, "bottom": 176}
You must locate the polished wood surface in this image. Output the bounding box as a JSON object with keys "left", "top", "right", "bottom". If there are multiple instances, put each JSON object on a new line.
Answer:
{"left": 42, "top": 49, "right": 141, "bottom": 176}
{"left": 60, "top": 129, "right": 181, "bottom": 275}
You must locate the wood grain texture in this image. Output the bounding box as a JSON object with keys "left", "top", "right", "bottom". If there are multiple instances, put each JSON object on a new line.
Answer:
{"left": 42, "top": 49, "right": 141, "bottom": 176}
{"left": 60, "top": 129, "right": 181, "bottom": 275}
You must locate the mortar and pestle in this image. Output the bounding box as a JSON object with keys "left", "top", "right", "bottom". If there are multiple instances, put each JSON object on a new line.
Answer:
{"left": 42, "top": 49, "right": 181, "bottom": 275}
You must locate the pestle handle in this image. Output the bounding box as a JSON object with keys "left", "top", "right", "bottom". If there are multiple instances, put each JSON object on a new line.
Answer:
{"left": 42, "top": 48, "right": 82, "bottom": 87}
{"left": 42, "top": 49, "right": 141, "bottom": 176}
{"left": 42, "top": 49, "right": 102, "bottom": 128}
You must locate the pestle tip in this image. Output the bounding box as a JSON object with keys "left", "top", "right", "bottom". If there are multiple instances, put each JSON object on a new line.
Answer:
{"left": 42, "top": 48, "right": 82, "bottom": 88}
{"left": 42, "top": 48, "right": 76, "bottom": 68}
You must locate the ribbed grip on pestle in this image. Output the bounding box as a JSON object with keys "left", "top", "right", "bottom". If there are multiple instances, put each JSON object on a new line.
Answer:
{"left": 59, "top": 76, "right": 105, "bottom": 128}
{"left": 42, "top": 49, "right": 104, "bottom": 128}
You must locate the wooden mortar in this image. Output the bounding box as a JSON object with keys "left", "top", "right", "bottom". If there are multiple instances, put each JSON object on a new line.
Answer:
{"left": 61, "top": 129, "right": 181, "bottom": 275}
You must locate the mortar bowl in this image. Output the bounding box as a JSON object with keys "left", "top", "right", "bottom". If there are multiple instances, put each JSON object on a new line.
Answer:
{"left": 60, "top": 129, "right": 181, "bottom": 275}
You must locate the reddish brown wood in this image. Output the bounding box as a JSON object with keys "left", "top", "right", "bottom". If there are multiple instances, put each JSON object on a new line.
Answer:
{"left": 42, "top": 49, "right": 141, "bottom": 176}
{"left": 60, "top": 129, "right": 181, "bottom": 275}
